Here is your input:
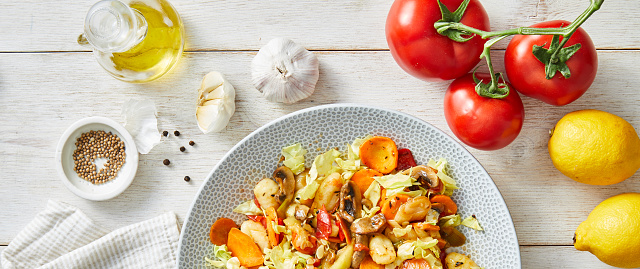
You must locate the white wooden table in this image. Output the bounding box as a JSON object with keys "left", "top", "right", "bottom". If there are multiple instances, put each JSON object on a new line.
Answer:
{"left": 1, "top": 0, "right": 639, "bottom": 268}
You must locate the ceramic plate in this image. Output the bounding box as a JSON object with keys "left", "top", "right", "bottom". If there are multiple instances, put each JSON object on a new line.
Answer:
{"left": 178, "top": 104, "right": 520, "bottom": 268}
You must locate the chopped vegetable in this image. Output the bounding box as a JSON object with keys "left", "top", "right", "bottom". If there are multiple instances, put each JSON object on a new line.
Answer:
{"left": 315, "top": 205, "right": 332, "bottom": 240}
{"left": 359, "top": 256, "right": 384, "bottom": 269}
{"left": 328, "top": 243, "right": 354, "bottom": 269}
{"left": 265, "top": 207, "right": 279, "bottom": 248}
{"left": 396, "top": 148, "right": 417, "bottom": 171}
{"left": 439, "top": 214, "right": 462, "bottom": 228}
{"left": 380, "top": 194, "right": 410, "bottom": 220}
{"left": 233, "top": 200, "right": 263, "bottom": 215}
{"left": 359, "top": 136, "right": 398, "bottom": 174}
{"left": 282, "top": 143, "right": 307, "bottom": 175}
{"left": 374, "top": 174, "right": 415, "bottom": 194}
{"left": 461, "top": 215, "right": 484, "bottom": 231}
{"left": 209, "top": 218, "right": 238, "bottom": 245}
{"left": 363, "top": 181, "right": 382, "bottom": 207}
{"left": 336, "top": 215, "right": 352, "bottom": 244}
{"left": 412, "top": 222, "right": 440, "bottom": 231}
{"left": 226, "top": 228, "right": 264, "bottom": 267}
{"left": 351, "top": 169, "right": 383, "bottom": 196}
{"left": 204, "top": 244, "right": 232, "bottom": 268}
{"left": 399, "top": 259, "right": 431, "bottom": 269}
{"left": 430, "top": 195, "right": 458, "bottom": 216}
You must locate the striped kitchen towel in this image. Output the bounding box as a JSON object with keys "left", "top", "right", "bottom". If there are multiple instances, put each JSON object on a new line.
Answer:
{"left": 1, "top": 200, "right": 180, "bottom": 269}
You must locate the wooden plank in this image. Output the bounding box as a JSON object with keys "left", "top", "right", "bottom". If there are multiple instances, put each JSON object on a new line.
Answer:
{"left": 0, "top": 0, "right": 638, "bottom": 52}
{"left": 520, "top": 246, "right": 630, "bottom": 269}
{"left": 0, "top": 51, "right": 638, "bottom": 247}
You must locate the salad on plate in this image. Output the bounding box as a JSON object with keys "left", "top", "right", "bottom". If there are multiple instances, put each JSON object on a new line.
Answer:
{"left": 204, "top": 136, "right": 483, "bottom": 269}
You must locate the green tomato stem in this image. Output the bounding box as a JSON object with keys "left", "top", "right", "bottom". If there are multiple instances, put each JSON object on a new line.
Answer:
{"left": 436, "top": 0, "right": 603, "bottom": 98}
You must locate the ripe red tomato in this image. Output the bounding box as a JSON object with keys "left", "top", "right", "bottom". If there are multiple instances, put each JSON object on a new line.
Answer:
{"left": 504, "top": 20, "right": 598, "bottom": 106}
{"left": 444, "top": 73, "right": 525, "bottom": 150}
{"left": 386, "top": 0, "right": 490, "bottom": 81}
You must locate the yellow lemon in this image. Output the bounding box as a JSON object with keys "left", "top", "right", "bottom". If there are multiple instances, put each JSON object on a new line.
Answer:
{"left": 548, "top": 109, "right": 640, "bottom": 185}
{"left": 574, "top": 193, "right": 640, "bottom": 268}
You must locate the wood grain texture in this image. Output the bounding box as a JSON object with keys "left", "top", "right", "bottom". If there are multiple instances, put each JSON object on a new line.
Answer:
{"left": 520, "top": 246, "right": 633, "bottom": 269}
{"left": 0, "top": 0, "right": 638, "bottom": 52}
{"left": 0, "top": 50, "right": 639, "bottom": 250}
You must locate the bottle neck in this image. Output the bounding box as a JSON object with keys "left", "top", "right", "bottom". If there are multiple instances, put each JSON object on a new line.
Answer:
{"left": 80, "top": 0, "right": 147, "bottom": 53}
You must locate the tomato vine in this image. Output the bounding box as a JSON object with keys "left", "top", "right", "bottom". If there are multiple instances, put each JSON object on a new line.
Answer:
{"left": 434, "top": 0, "right": 604, "bottom": 98}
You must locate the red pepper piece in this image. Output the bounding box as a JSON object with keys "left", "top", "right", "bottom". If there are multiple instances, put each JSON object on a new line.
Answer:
{"left": 396, "top": 148, "right": 417, "bottom": 171}
{"left": 335, "top": 216, "right": 352, "bottom": 245}
{"left": 315, "top": 205, "right": 331, "bottom": 240}
{"left": 354, "top": 243, "right": 369, "bottom": 251}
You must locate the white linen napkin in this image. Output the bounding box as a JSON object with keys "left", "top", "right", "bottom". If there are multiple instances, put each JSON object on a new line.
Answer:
{"left": 1, "top": 200, "right": 180, "bottom": 269}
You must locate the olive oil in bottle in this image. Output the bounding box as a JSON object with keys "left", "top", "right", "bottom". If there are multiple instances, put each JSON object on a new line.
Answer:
{"left": 79, "top": 0, "right": 184, "bottom": 83}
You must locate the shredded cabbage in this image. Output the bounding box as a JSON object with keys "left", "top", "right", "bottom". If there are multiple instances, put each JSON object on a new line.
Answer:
{"left": 413, "top": 238, "right": 440, "bottom": 259}
{"left": 264, "top": 239, "right": 307, "bottom": 269}
{"left": 308, "top": 149, "right": 341, "bottom": 182}
{"left": 421, "top": 209, "right": 440, "bottom": 226}
{"left": 363, "top": 181, "right": 381, "bottom": 206}
{"left": 427, "top": 158, "right": 458, "bottom": 194}
{"left": 294, "top": 176, "right": 322, "bottom": 201}
{"left": 386, "top": 186, "right": 427, "bottom": 198}
{"left": 233, "top": 200, "right": 263, "bottom": 215}
{"left": 362, "top": 205, "right": 380, "bottom": 218}
{"left": 225, "top": 257, "right": 245, "bottom": 269}
{"left": 392, "top": 225, "right": 413, "bottom": 238}
{"left": 374, "top": 174, "right": 416, "bottom": 191}
{"left": 439, "top": 214, "right": 462, "bottom": 227}
{"left": 461, "top": 215, "right": 484, "bottom": 231}
{"left": 204, "top": 244, "right": 233, "bottom": 268}
{"left": 282, "top": 143, "right": 307, "bottom": 175}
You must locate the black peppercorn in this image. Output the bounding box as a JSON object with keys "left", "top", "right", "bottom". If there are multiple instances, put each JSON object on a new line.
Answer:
{"left": 184, "top": 176, "right": 191, "bottom": 182}
{"left": 163, "top": 159, "right": 170, "bottom": 165}
{"left": 180, "top": 146, "right": 186, "bottom": 152}
{"left": 174, "top": 130, "right": 180, "bottom": 136}
{"left": 162, "top": 131, "right": 168, "bottom": 137}
{"left": 189, "top": 140, "right": 195, "bottom": 146}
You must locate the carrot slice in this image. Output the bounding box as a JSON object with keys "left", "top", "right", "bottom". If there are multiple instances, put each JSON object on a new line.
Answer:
{"left": 360, "top": 255, "right": 384, "bottom": 269}
{"left": 265, "top": 207, "right": 279, "bottom": 248}
{"left": 400, "top": 258, "right": 431, "bottom": 269}
{"left": 412, "top": 222, "right": 441, "bottom": 231}
{"left": 351, "top": 169, "right": 383, "bottom": 196}
{"left": 359, "top": 136, "right": 398, "bottom": 174}
{"left": 209, "top": 218, "right": 238, "bottom": 245}
{"left": 380, "top": 194, "right": 410, "bottom": 220}
{"left": 227, "top": 228, "right": 264, "bottom": 267}
{"left": 430, "top": 195, "right": 458, "bottom": 215}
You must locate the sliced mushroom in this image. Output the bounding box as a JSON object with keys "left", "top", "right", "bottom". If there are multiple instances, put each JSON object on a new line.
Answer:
{"left": 431, "top": 203, "right": 445, "bottom": 215}
{"left": 338, "top": 180, "right": 362, "bottom": 223}
{"left": 441, "top": 226, "right": 466, "bottom": 247}
{"left": 351, "top": 234, "right": 369, "bottom": 268}
{"left": 273, "top": 166, "right": 296, "bottom": 203}
{"left": 351, "top": 213, "right": 387, "bottom": 234}
{"left": 403, "top": 165, "right": 440, "bottom": 189}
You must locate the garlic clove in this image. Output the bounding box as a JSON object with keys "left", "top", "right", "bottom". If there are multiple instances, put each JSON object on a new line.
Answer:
{"left": 196, "top": 71, "right": 236, "bottom": 133}
{"left": 122, "top": 98, "right": 160, "bottom": 154}
{"left": 251, "top": 38, "right": 319, "bottom": 104}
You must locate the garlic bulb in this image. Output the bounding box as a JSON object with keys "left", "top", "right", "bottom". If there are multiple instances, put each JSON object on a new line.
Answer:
{"left": 252, "top": 38, "right": 319, "bottom": 104}
{"left": 196, "top": 71, "right": 236, "bottom": 133}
